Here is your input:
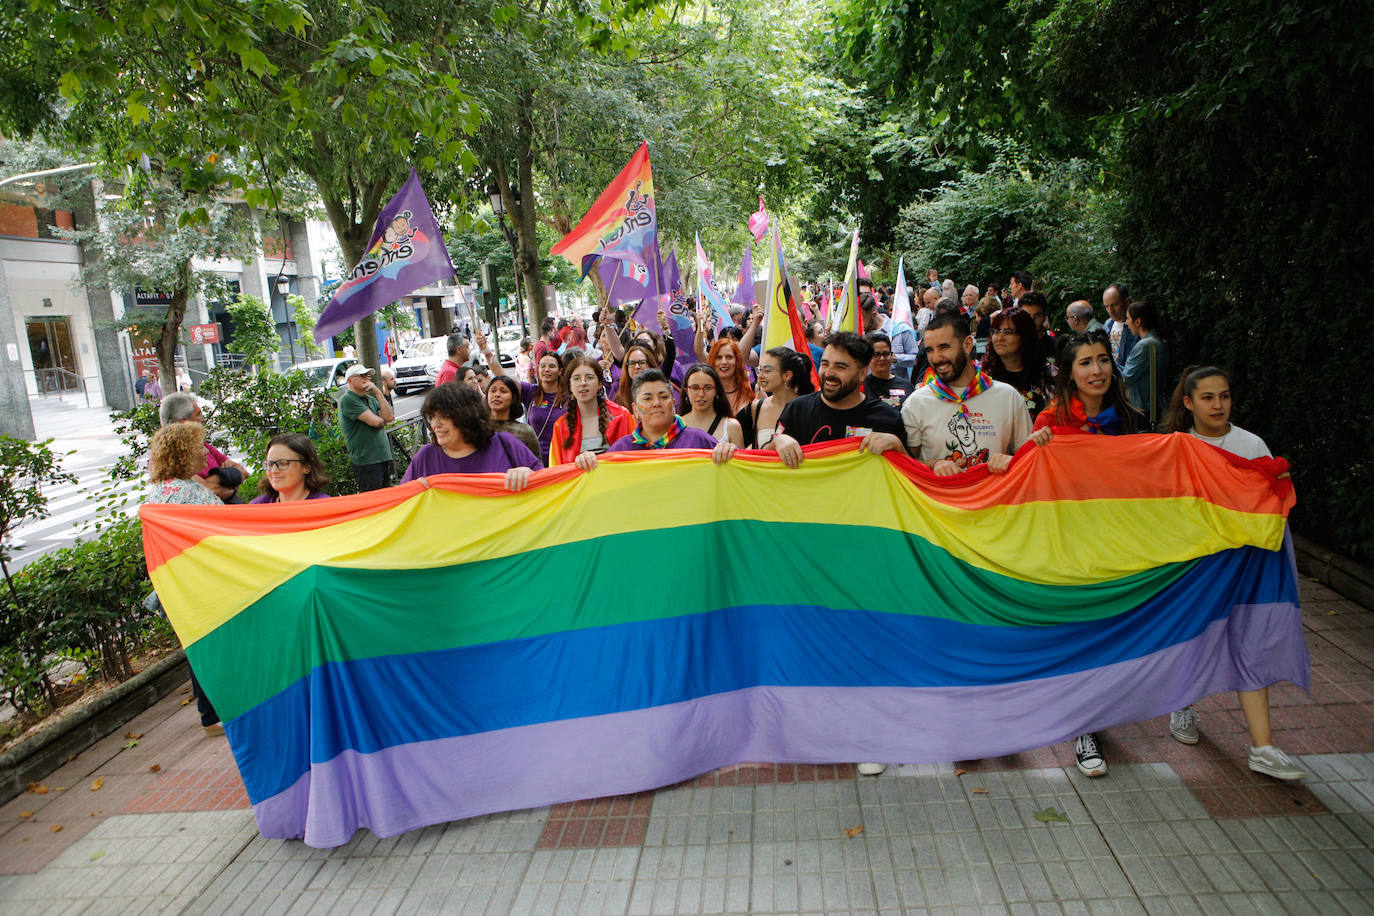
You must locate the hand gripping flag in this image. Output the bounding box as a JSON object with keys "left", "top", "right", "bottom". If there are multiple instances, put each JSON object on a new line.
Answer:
{"left": 553, "top": 142, "right": 661, "bottom": 302}
{"left": 730, "top": 241, "right": 756, "bottom": 305}
{"left": 829, "top": 226, "right": 863, "bottom": 335}
{"left": 890, "top": 257, "right": 913, "bottom": 328}
{"left": 315, "top": 170, "right": 455, "bottom": 341}
{"left": 695, "top": 234, "right": 735, "bottom": 335}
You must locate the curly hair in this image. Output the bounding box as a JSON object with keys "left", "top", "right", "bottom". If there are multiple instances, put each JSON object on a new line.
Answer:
{"left": 149, "top": 421, "right": 207, "bottom": 482}
{"left": 257, "top": 432, "right": 331, "bottom": 498}
{"left": 423, "top": 382, "right": 493, "bottom": 449}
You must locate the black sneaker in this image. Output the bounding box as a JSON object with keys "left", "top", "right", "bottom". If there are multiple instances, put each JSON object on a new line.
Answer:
{"left": 1074, "top": 732, "right": 1107, "bottom": 777}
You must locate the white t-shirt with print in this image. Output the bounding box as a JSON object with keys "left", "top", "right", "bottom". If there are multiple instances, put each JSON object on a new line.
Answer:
{"left": 1190, "top": 424, "right": 1271, "bottom": 460}
{"left": 900, "top": 380, "right": 1033, "bottom": 468}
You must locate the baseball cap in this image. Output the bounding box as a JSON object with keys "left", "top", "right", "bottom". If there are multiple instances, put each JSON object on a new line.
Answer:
{"left": 343, "top": 364, "right": 374, "bottom": 381}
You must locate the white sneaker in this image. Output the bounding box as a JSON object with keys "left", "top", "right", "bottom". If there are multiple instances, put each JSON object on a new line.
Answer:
{"left": 856, "top": 762, "right": 886, "bottom": 776}
{"left": 1074, "top": 733, "right": 1107, "bottom": 777}
{"left": 1249, "top": 745, "right": 1305, "bottom": 781}
{"left": 1169, "top": 706, "right": 1199, "bottom": 744}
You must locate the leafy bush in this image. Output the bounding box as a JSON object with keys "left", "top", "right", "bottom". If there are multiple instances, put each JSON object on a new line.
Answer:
{"left": 894, "top": 150, "right": 1121, "bottom": 321}
{"left": 2, "top": 519, "right": 163, "bottom": 715}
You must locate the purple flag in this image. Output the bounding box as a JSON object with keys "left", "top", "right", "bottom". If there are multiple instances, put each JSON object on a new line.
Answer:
{"left": 599, "top": 252, "right": 660, "bottom": 312}
{"left": 731, "top": 241, "right": 755, "bottom": 305}
{"left": 315, "top": 170, "right": 454, "bottom": 341}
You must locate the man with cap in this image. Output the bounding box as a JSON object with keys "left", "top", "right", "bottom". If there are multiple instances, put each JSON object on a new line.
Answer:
{"left": 339, "top": 364, "right": 395, "bottom": 491}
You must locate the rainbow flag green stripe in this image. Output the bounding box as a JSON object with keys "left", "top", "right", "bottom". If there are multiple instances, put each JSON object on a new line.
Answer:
{"left": 185, "top": 519, "right": 1199, "bottom": 722}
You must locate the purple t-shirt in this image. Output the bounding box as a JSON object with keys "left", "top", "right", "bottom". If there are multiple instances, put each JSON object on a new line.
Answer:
{"left": 248, "top": 491, "right": 330, "bottom": 504}
{"left": 519, "top": 382, "right": 565, "bottom": 464}
{"left": 609, "top": 426, "right": 718, "bottom": 452}
{"left": 400, "top": 431, "right": 543, "bottom": 482}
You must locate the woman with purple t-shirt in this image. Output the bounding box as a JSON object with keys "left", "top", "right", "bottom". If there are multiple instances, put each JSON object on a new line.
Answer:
{"left": 575, "top": 369, "right": 736, "bottom": 472}
{"left": 482, "top": 335, "right": 565, "bottom": 466}
{"left": 249, "top": 433, "right": 332, "bottom": 504}
{"left": 401, "top": 383, "right": 543, "bottom": 490}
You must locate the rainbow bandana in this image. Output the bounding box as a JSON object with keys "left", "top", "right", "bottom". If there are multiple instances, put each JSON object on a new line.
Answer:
{"left": 630, "top": 415, "right": 686, "bottom": 448}
{"left": 927, "top": 369, "right": 994, "bottom": 415}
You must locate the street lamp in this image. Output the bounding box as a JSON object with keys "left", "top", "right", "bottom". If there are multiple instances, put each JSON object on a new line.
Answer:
{"left": 275, "top": 274, "right": 296, "bottom": 364}
{"left": 486, "top": 183, "right": 529, "bottom": 338}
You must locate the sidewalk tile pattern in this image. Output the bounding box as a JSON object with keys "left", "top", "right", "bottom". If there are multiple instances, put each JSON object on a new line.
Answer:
{"left": 1, "top": 578, "right": 1373, "bottom": 914}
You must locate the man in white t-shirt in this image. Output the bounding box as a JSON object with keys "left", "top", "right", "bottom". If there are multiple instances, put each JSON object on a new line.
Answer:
{"left": 900, "top": 312, "right": 1037, "bottom": 474}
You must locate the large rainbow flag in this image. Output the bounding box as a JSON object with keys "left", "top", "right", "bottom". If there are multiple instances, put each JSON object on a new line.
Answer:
{"left": 141, "top": 435, "right": 1306, "bottom": 848}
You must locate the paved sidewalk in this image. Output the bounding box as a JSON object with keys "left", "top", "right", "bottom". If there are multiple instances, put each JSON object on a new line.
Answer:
{"left": 2, "top": 577, "right": 1372, "bottom": 914}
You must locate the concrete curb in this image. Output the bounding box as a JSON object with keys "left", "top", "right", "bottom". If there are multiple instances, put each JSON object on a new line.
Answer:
{"left": 1292, "top": 532, "right": 1374, "bottom": 610}
{"left": 0, "top": 650, "right": 188, "bottom": 805}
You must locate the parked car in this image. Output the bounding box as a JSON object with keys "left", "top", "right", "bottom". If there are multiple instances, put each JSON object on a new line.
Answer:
{"left": 293, "top": 356, "right": 357, "bottom": 400}
{"left": 392, "top": 336, "right": 448, "bottom": 395}
{"left": 491, "top": 326, "right": 522, "bottom": 368}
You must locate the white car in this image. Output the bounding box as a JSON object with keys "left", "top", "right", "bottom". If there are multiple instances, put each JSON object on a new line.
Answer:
{"left": 292, "top": 356, "right": 357, "bottom": 398}
{"left": 392, "top": 337, "right": 449, "bottom": 394}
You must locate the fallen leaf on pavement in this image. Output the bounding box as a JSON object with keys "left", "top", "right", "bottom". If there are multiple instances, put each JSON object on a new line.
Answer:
{"left": 26, "top": 782, "right": 48, "bottom": 795}
{"left": 90, "top": 850, "right": 105, "bottom": 861}
{"left": 180, "top": 697, "right": 192, "bottom": 706}
{"left": 844, "top": 825, "right": 864, "bottom": 838}
{"left": 149, "top": 764, "right": 161, "bottom": 774}
{"left": 122, "top": 740, "right": 139, "bottom": 750}
{"left": 1033, "top": 807, "right": 1068, "bottom": 823}
{"left": 953, "top": 768, "right": 967, "bottom": 777}
{"left": 19, "top": 811, "right": 34, "bottom": 819}
{"left": 180, "top": 686, "right": 190, "bottom": 694}
{"left": 971, "top": 788, "right": 989, "bottom": 794}
{"left": 90, "top": 811, "right": 101, "bottom": 817}
{"left": 124, "top": 732, "right": 142, "bottom": 740}
{"left": 49, "top": 825, "right": 63, "bottom": 833}
{"left": 90, "top": 778, "right": 103, "bottom": 792}
{"left": 52, "top": 787, "right": 65, "bottom": 792}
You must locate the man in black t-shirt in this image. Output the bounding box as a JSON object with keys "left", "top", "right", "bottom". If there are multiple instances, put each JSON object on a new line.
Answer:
{"left": 863, "top": 331, "right": 913, "bottom": 410}
{"left": 770, "top": 332, "right": 907, "bottom": 467}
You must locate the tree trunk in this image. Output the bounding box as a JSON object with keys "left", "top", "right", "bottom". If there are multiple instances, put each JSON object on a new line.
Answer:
{"left": 501, "top": 91, "right": 547, "bottom": 329}
{"left": 158, "top": 260, "right": 191, "bottom": 383}
{"left": 317, "top": 172, "right": 391, "bottom": 375}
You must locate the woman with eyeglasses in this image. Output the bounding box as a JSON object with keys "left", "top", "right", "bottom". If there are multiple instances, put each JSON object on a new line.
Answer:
{"left": 863, "top": 331, "right": 912, "bottom": 410}
{"left": 980, "top": 306, "right": 1056, "bottom": 419}
{"left": 613, "top": 342, "right": 668, "bottom": 410}
{"left": 550, "top": 355, "right": 634, "bottom": 465}
{"left": 738, "top": 346, "right": 815, "bottom": 449}
{"left": 678, "top": 363, "right": 744, "bottom": 447}
{"left": 250, "top": 433, "right": 332, "bottom": 503}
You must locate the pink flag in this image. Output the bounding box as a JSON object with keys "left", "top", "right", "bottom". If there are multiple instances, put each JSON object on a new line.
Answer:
{"left": 748, "top": 197, "right": 769, "bottom": 242}
{"left": 857, "top": 259, "right": 870, "bottom": 281}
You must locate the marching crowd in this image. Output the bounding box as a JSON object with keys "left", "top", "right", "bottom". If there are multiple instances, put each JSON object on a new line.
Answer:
{"left": 141, "top": 268, "right": 1304, "bottom": 783}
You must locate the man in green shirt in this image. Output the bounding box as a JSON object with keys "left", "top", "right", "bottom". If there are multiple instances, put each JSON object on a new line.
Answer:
{"left": 339, "top": 364, "right": 395, "bottom": 491}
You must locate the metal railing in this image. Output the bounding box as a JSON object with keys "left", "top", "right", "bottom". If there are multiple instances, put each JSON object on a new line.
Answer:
{"left": 387, "top": 415, "right": 431, "bottom": 469}
{"left": 33, "top": 367, "right": 91, "bottom": 407}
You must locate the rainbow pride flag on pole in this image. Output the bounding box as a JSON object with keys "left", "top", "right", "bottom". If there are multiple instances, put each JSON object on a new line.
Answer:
{"left": 551, "top": 142, "right": 659, "bottom": 289}
{"left": 142, "top": 435, "right": 1305, "bottom": 848}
